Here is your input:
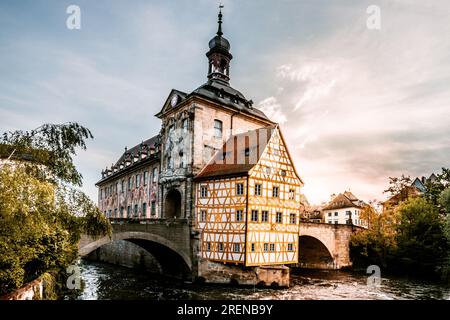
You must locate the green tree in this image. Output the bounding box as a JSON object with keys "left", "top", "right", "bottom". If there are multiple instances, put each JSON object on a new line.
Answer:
{"left": 424, "top": 168, "right": 450, "bottom": 206}
{"left": 0, "top": 123, "right": 111, "bottom": 296}
{"left": 395, "top": 197, "right": 448, "bottom": 276}
{"left": 438, "top": 188, "right": 450, "bottom": 280}
{"left": 384, "top": 174, "right": 412, "bottom": 197}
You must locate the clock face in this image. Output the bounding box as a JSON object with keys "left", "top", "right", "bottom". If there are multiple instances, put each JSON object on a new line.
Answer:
{"left": 170, "top": 94, "right": 178, "bottom": 107}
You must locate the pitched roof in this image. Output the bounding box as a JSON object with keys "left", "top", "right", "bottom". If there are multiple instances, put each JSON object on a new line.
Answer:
{"left": 195, "top": 126, "right": 275, "bottom": 180}
{"left": 96, "top": 135, "right": 159, "bottom": 185}
{"left": 156, "top": 80, "right": 273, "bottom": 123}
{"left": 322, "top": 192, "right": 366, "bottom": 210}
{"left": 114, "top": 135, "right": 159, "bottom": 167}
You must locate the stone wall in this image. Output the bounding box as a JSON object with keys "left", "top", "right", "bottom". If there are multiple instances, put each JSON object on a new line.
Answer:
{"left": 197, "top": 259, "right": 289, "bottom": 287}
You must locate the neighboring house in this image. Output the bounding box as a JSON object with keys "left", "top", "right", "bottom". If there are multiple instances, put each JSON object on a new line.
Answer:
{"left": 300, "top": 204, "right": 324, "bottom": 223}
{"left": 382, "top": 173, "right": 437, "bottom": 212}
{"left": 322, "top": 191, "right": 368, "bottom": 228}
{"left": 96, "top": 10, "right": 304, "bottom": 267}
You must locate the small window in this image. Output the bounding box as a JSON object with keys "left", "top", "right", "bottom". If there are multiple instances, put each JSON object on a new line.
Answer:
{"left": 134, "top": 204, "right": 138, "bottom": 217}
{"left": 288, "top": 243, "right": 294, "bottom": 251}
{"left": 128, "top": 177, "right": 132, "bottom": 191}
{"left": 289, "top": 189, "right": 295, "bottom": 200}
{"left": 142, "top": 203, "right": 147, "bottom": 218}
{"left": 200, "top": 210, "right": 207, "bottom": 222}
{"left": 244, "top": 148, "right": 250, "bottom": 157}
{"left": 236, "top": 183, "right": 244, "bottom": 195}
{"left": 276, "top": 212, "right": 282, "bottom": 223}
{"left": 206, "top": 242, "right": 211, "bottom": 251}
{"left": 234, "top": 243, "right": 240, "bottom": 252}
{"left": 182, "top": 119, "right": 188, "bottom": 131}
{"left": 127, "top": 206, "right": 131, "bottom": 218}
{"left": 114, "top": 208, "right": 117, "bottom": 218}
{"left": 334, "top": 221, "right": 338, "bottom": 224}
{"left": 200, "top": 185, "right": 208, "bottom": 198}
{"left": 269, "top": 243, "right": 275, "bottom": 252}
{"left": 251, "top": 210, "right": 258, "bottom": 222}
{"left": 236, "top": 209, "right": 243, "bottom": 222}
{"left": 121, "top": 180, "right": 125, "bottom": 193}
{"left": 263, "top": 243, "right": 269, "bottom": 252}
{"left": 214, "top": 119, "right": 223, "bottom": 138}
{"left": 328, "top": 212, "right": 332, "bottom": 217}
{"left": 143, "top": 171, "right": 148, "bottom": 186}
{"left": 255, "top": 184, "right": 262, "bottom": 196}
{"left": 120, "top": 207, "right": 124, "bottom": 218}
{"left": 265, "top": 166, "right": 271, "bottom": 175}
{"left": 251, "top": 243, "right": 255, "bottom": 252}
{"left": 151, "top": 201, "right": 156, "bottom": 215}
{"left": 280, "top": 170, "right": 286, "bottom": 177}
{"left": 136, "top": 174, "right": 141, "bottom": 188}
{"left": 273, "top": 186, "right": 279, "bottom": 198}
{"left": 290, "top": 213, "right": 296, "bottom": 224}
{"left": 346, "top": 211, "right": 351, "bottom": 216}
{"left": 152, "top": 168, "right": 158, "bottom": 183}
{"left": 218, "top": 242, "right": 224, "bottom": 252}
{"left": 261, "top": 211, "right": 269, "bottom": 222}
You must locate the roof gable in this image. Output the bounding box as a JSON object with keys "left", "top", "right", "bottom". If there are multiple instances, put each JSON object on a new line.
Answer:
{"left": 155, "top": 89, "right": 188, "bottom": 118}
{"left": 248, "top": 126, "right": 304, "bottom": 185}
{"left": 194, "top": 126, "right": 275, "bottom": 180}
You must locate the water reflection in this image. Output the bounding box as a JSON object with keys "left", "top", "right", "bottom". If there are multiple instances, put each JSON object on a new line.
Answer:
{"left": 65, "top": 260, "right": 450, "bottom": 300}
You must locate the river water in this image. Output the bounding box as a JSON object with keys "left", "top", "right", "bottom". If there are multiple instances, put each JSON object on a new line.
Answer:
{"left": 65, "top": 260, "right": 450, "bottom": 300}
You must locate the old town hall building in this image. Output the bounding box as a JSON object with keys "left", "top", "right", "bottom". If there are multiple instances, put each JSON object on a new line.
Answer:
{"left": 96, "top": 9, "right": 304, "bottom": 269}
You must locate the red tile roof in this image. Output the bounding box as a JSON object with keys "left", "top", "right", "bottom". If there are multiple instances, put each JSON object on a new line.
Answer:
{"left": 195, "top": 126, "right": 276, "bottom": 180}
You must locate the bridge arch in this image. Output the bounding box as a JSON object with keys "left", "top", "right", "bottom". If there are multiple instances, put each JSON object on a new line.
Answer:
{"left": 79, "top": 231, "right": 192, "bottom": 279}
{"left": 298, "top": 222, "right": 357, "bottom": 270}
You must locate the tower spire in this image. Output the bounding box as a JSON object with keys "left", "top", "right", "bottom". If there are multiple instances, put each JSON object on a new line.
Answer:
{"left": 217, "top": 4, "right": 224, "bottom": 36}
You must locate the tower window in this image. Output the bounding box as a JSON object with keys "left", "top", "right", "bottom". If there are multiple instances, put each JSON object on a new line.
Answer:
{"left": 214, "top": 119, "right": 223, "bottom": 138}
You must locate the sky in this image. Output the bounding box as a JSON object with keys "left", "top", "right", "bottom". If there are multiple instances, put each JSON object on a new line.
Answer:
{"left": 1, "top": 0, "right": 449, "bottom": 205}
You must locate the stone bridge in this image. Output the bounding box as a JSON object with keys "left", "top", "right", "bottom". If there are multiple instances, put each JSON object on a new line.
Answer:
{"left": 78, "top": 220, "right": 363, "bottom": 279}
{"left": 298, "top": 222, "right": 364, "bottom": 270}
{"left": 78, "top": 218, "right": 196, "bottom": 279}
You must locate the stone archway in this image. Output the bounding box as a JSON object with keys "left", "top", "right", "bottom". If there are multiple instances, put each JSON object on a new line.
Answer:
{"left": 298, "top": 235, "right": 335, "bottom": 269}
{"left": 165, "top": 189, "right": 182, "bottom": 218}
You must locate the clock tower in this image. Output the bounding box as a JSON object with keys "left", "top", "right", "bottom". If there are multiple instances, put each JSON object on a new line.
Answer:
{"left": 206, "top": 6, "right": 232, "bottom": 84}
